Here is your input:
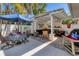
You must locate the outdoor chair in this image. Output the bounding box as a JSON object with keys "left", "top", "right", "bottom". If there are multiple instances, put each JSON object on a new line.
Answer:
{"left": 32, "top": 32, "right": 39, "bottom": 37}
{"left": 54, "top": 29, "right": 65, "bottom": 37}
{"left": 0, "top": 43, "right": 6, "bottom": 50}
{"left": 15, "top": 40, "right": 22, "bottom": 45}
{"left": 21, "top": 38, "right": 26, "bottom": 43}
{"left": 0, "top": 34, "right": 15, "bottom": 50}
{"left": 23, "top": 38, "right": 29, "bottom": 43}
{"left": 0, "top": 40, "right": 15, "bottom": 50}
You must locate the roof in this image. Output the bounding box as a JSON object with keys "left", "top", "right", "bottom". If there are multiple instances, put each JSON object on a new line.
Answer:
{"left": 33, "top": 8, "right": 67, "bottom": 23}
{"left": 34, "top": 8, "right": 67, "bottom": 19}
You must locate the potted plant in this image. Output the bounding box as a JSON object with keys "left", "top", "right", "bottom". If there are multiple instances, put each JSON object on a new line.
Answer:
{"left": 66, "top": 19, "right": 72, "bottom": 28}
{"left": 62, "top": 18, "right": 74, "bottom": 28}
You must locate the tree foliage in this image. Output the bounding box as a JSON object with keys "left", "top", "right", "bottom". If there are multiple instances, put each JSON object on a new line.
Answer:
{"left": 0, "top": 3, "right": 47, "bottom": 16}
{"left": 62, "top": 18, "right": 75, "bottom": 24}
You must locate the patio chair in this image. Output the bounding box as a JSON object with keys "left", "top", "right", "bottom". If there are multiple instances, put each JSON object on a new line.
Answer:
{"left": 54, "top": 29, "right": 65, "bottom": 37}
{"left": 14, "top": 40, "right": 22, "bottom": 45}
{"left": 0, "top": 34, "right": 15, "bottom": 50}
{"left": 0, "top": 42, "right": 6, "bottom": 50}
{"left": 33, "top": 32, "right": 39, "bottom": 37}
{"left": 0, "top": 41, "right": 14, "bottom": 50}
{"left": 22, "top": 38, "right": 29, "bottom": 43}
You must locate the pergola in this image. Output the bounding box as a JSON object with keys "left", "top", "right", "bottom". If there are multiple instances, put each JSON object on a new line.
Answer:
{"left": 31, "top": 9, "right": 67, "bottom": 40}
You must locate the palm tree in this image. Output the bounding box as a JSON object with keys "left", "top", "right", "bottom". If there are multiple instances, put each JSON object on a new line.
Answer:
{"left": 0, "top": 4, "right": 5, "bottom": 15}
{"left": 13, "top": 3, "right": 26, "bottom": 15}
{"left": 1, "top": 3, "right": 47, "bottom": 16}
{"left": 5, "top": 3, "right": 11, "bottom": 14}
{"left": 38, "top": 3, "right": 47, "bottom": 14}
{"left": 32, "top": 3, "right": 47, "bottom": 15}
{"left": 23, "top": 3, "right": 47, "bottom": 15}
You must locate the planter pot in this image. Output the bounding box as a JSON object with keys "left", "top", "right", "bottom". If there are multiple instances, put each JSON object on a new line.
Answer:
{"left": 67, "top": 24, "right": 71, "bottom": 28}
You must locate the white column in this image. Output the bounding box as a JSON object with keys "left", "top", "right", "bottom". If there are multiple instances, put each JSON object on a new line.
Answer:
{"left": 31, "top": 17, "right": 36, "bottom": 33}
{"left": 50, "top": 15, "right": 53, "bottom": 35}
{"left": 49, "top": 14, "right": 54, "bottom": 40}
{"left": 31, "top": 22, "right": 34, "bottom": 33}
{"left": 34, "top": 19, "right": 37, "bottom": 32}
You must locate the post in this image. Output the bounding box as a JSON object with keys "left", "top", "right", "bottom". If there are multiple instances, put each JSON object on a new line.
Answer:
{"left": 33, "top": 17, "right": 37, "bottom": 32}
{"left": 1, "top": 20, "right": 2, "bottom": 31}
{"left": 51, "top": 15, "right": 53, "bottom": 35}
{"left": 31, "top": 22, "right": 34, "bottom": 34}
{"left": 1, "top": 20, "right": 2, "bottom": 35}
{"left": 15, "top": 22, "right": 17, "bottom": 30}
{"left": 49, "top": 14, "right": 54, "bottom": 40}
{"left": 71, "top": 42, "right": 75, "bottom": 55}
{"left": 34, "top": 20, "right": 37, "bottom": 32}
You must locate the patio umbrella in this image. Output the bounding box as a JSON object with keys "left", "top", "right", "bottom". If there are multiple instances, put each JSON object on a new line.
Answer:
{"left": 0, "top": 13, "right": 32, "bottom": 23}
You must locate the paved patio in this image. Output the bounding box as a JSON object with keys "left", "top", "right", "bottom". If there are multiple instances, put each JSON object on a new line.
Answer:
{"left": 33, "top": 44, "right": 71, "bottom": 56}
{"left": 50, "top": 37, "right": 65, "bottom": 50}
{"left": 0, "top": 37, "right": 43, "bottom": 56}
{"left": 0, "top": 37, "right": 71, "bottom": 56}
{"left": 22, "top": 37, "right": 71, "bottom": 56}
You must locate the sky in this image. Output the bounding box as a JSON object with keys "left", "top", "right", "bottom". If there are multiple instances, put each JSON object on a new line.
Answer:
{"left": 46, "top": 3, "right": 70, "bottom": 14}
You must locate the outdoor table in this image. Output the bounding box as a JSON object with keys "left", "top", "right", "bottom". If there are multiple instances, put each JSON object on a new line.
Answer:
{"left": 63, "top": 36, "right": 79, "bottom": 55}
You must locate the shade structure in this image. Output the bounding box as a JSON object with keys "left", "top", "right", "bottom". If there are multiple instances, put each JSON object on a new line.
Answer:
{"left": 0, "top": 13, "right": 32, "bottom": 23}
